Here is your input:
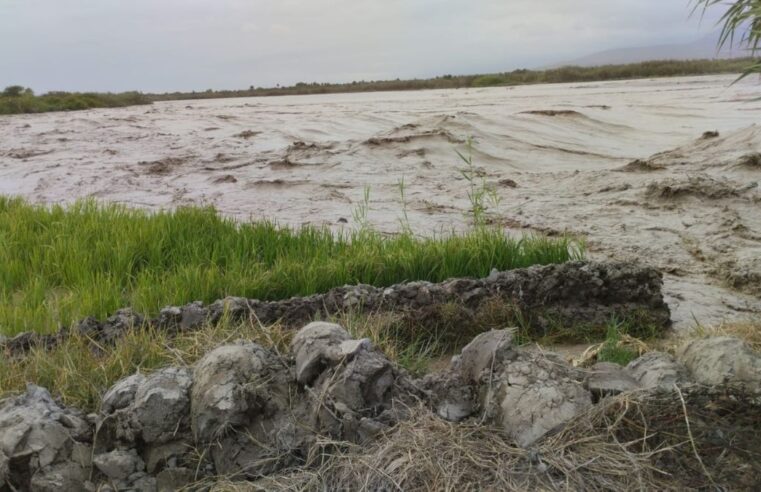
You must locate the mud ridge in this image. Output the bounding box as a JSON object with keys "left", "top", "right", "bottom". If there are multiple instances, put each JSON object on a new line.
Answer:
{"left": 1, "top": 261, "right": 670, "bottom": 357}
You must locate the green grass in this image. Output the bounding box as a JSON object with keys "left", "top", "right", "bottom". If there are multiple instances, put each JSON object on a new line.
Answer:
{"left": 0, "top": 86, "right": 151, "bottom": 115}
{"left": 0, "top": 197, "right": 583, "bottom": 336}
{"left": 596, "top": 320, "right": 640, "bottom": 366}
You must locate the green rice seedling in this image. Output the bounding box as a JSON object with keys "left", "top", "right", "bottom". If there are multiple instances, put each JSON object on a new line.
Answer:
{"left": 596, "top": 319, "right": 639, "bottom": 366}
{"left": 0, "top": 197, "right": 583, "bottom": 336}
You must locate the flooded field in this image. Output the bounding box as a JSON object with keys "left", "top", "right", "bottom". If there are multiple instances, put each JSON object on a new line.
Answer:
{"left": 1, "top": 74, "right": 760, "bottom": 328}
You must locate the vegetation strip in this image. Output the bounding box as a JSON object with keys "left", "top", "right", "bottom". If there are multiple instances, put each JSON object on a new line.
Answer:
{"left": 148, "top": 58, "right": 754, "bottom": 99}
{"left": 0, "top": 58, "right": 753, "bottom": 114}
{"left": 0, "top": 85, "right": 150, "bottom": 115}
{"left": 0, "top": 197, "right": 581, "bottom": 336}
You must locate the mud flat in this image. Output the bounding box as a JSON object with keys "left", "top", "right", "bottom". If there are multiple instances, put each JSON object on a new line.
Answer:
{"left": 1, "top": 74, "right": 760, "bottom": 327}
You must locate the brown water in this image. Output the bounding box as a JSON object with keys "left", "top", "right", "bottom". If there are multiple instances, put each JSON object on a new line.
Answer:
{"left": 1, "top": 74, "right": 760, "bottom": 328}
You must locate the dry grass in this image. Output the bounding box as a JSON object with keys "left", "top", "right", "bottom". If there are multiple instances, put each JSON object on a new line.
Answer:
{"left": 0, "top": 309, "right": 449, "bottom": 411}
{"left": 660, "top": 319, "right": 761, "bottom": 355}
{"left": 201, "top": 385, "right": 761, "bottom": 491}
{"left": 0, "top": 312, "right": 292, "bottom": 411}
{"left": 696, "top": 321, "right": 761, "bottom": 352}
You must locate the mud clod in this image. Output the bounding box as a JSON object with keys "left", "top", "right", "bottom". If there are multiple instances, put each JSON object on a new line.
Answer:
{"left": 0, "top": 385, "right": 92, "bottom": 491}
{"left": 585, "top": 362, "right": 640, "bottom": 399}
{"left": 101, "top": 373, "right": 145, "bottom": 414}
{"left": 291, "top": 322, "right": 352, "bottom": 385}
{"left": 484, "top": 346, "right": 591, "bottom": 447}
{"left": 677, "top": 336, "right": 761, "bottom": 390}
{"left": 93, "top": 448, "right": 144, "bottom": 481}
{"left": 191, "top": 342, "right": 286, "bottom": 443}
{"left": 626, "top": 351, "right": 688, "bottom": 389}
{"left": 3, "top": 326, "right": 761, "bottom": 489}
{"left": 456, "top": 329, "right": 515, "bottom": 383}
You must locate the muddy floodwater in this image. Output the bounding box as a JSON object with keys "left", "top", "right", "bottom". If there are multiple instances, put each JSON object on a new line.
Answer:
{"left": 1, "top": 74, "right": 760, "bottom": 328}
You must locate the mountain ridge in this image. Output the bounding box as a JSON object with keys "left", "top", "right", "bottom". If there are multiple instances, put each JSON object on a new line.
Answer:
{"left": 546, "top": 34, "right": 746, "bottom": 68}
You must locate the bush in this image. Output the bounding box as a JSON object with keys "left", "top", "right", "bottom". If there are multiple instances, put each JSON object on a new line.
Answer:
{"left": 471, "top": 75, "right": 507, "bottom": 87}
{"left": 0, "top": 88, "right": 151, "bottom": 115}
{"left": 2, "top": 85, "right": 26, "bottom": 97}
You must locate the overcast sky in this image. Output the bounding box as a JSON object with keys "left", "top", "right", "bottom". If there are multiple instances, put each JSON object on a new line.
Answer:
{"left": 0, "top": 0, "right": 725, "bottom": 93}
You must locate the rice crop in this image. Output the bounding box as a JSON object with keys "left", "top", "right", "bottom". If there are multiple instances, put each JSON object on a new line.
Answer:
{"left": 0, "top": 197, "right": 583, "bottom": 336}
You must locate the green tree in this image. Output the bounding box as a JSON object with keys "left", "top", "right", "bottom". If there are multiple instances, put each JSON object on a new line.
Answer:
{"left": 2, "top": 85, "right": 26, "bottom": 97}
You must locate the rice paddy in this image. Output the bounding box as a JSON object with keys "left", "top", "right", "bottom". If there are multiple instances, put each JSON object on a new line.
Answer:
{"left": 0, "top": 197, "right": 582, "bottom": 336}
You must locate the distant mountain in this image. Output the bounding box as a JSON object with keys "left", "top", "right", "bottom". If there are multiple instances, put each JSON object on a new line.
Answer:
{"left": 547, "top": 34, "right": 746, "bottom": 68}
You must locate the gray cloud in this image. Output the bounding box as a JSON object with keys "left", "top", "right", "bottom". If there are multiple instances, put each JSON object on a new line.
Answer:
{"left": 0, "top": 0, "right": 723, "bottom": 92}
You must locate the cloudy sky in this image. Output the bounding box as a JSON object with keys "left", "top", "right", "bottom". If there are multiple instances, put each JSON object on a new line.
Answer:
{"left": 0, "top": 0, "right": 725, "bottom": 93}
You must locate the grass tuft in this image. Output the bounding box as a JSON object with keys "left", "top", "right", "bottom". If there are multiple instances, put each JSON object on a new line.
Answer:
{"left": 596, "top": 321, "right": 640, "bottom": 366}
